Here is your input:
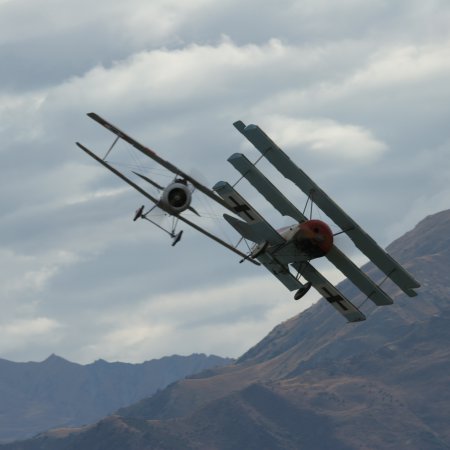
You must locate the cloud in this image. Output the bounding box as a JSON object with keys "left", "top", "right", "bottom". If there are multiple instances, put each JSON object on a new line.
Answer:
{"left": 42, "top": 37, "right": 295, "bottom": 114}
{"left": 255, "top": 115, "right": 387, "bottom": 162}
{"left": 0, "top": 0, "right": 449, "bottom": 363}
{"left": 71, "top": 275, "right": 313, "bottom": 363}
{"left": 0, "top": 317, "right": 63, "bottom": 354}
{"left": 1, "top": 317, "right": 60, "bottom": 337}
{"left": 0, "top": 0, "right": 216, "bottom": 91}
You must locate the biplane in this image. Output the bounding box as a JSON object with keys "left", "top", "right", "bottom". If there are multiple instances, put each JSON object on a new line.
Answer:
{"left": 77, "top": 114, "right": 420, "bottom": 323}
{"left": 77, "top": 113, "right": 259, "bottom": 264}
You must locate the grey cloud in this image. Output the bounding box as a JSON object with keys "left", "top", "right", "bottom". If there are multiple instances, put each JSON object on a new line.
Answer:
{"left": 0, "top": 0, "right": 449, "bottom": 363}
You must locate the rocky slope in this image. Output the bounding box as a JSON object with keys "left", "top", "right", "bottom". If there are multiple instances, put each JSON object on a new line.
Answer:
{"left": 3, "top": 209, "right": 449, "bottom": 450}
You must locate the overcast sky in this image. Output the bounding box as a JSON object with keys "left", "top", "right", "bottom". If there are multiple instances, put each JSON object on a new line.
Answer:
{"left": 1, "top": 0, "right": 449, "bottom": 364}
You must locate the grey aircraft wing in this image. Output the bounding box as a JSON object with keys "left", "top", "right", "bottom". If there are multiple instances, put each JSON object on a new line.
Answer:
{"left": 233, "top": 120, "right": 420, "bottom": 298}
{"left": 292, "top": 262, "right": 366, "bottom": 323}
{"left": 86, "top": 113, "right": 234, "bottom": 213}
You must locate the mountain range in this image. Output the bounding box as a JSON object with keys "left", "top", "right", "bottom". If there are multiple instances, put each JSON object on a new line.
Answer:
{"left": 0, "top": 353, "right": 232, "bottom": 443}
{"left": 2, "top": 209, "right": 449, "bottom": 449}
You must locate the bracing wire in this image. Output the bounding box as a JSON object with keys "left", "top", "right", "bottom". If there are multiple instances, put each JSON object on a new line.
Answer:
{"left": 300, "top": 190, "right": 316, "bottom": 220}
{"left": 231, "top": 152, "right": 266, "bottom": 188}
{"left": 357, "top": 269, "right": 394, "bottom": 309}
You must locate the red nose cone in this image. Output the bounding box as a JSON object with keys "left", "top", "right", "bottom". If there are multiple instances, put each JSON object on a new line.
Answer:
{"left": 299, "top": 220, "right": 334, "bottom": 254}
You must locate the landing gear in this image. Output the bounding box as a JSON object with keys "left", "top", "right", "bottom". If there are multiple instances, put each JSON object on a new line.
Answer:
{"left": 172, "top": 230, "right": 183, "bottom": 246}
{"left": 133, "top": 205, "right": 184, "bottom": 247}
{"left": 133, "top": 205, "right": 145, "bottom": 221}
{"left": 294, "top": 282, "right": 312, "bottom": 300}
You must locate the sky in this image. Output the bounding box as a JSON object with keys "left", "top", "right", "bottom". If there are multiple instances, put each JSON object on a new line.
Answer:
{"left": 0, "top": 0, "right": 449, "bottom": 364}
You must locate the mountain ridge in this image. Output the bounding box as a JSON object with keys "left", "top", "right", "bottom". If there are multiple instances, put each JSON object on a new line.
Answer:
{"left": 0, "top": 353, "right": 233, "bottom": 443}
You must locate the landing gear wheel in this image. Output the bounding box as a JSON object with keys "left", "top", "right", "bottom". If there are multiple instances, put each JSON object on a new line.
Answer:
{"left": 294, "top": 282, "right": 312, "bottom": 300}
{"left": 172, "top": 230, "right": 184, "bottom": 246}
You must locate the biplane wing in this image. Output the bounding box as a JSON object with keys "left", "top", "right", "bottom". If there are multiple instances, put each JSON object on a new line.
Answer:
{"left": 76, "top": 142, "right": 259, "bottom": 265}
{"left": 228, "top": 152, "right": 394, "bottom": 306}
{"left": 86, "top": 113, "right": 235, "bottom": 214}
{"left": 233, "top": 120, "right": 420, "bottom": 298}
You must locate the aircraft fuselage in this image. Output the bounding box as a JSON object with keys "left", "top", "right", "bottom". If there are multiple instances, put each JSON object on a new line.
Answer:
{"left": 261, "top": 219, "right": 334, "bottom": 265}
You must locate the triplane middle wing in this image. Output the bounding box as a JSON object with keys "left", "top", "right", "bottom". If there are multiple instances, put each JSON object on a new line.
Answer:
{"left": 76, "top": 113, "right": 259, "bottom": 265}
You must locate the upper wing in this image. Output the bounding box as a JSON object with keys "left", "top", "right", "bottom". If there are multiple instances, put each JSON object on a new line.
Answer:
{"left": 86, "top": 113, "right": 233, "bottom": 213}
{"left": 233, "top": 120, "right": 420, "bottom": 297}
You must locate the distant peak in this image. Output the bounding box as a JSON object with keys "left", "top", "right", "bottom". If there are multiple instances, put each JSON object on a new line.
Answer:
{"left": 93, "top": 358, "right": 108, "bottom": 365}
{"left": 43, "top": 354, "right": 69, "bottom": 364}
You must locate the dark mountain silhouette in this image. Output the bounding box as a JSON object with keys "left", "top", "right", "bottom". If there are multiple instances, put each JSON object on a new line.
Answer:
{"left": 2, "top": 209, "right": 449, "bottom": 450}
{"left": 0, "top": 353, "right": 232, "bottom": 443}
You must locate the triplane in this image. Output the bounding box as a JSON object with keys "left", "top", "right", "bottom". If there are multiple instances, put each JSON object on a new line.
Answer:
{"left": 77, "top": 114, "right": 420, "bottom": 323}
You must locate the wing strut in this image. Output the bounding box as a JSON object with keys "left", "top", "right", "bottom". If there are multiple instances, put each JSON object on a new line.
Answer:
{"left": 103, "top": 135, "right": 120, "bottom": 160}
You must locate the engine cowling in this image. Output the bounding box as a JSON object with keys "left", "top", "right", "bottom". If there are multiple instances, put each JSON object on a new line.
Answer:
{"left": 295, "top": 219, "right": 334, "bottom": 257}
{"left": 160, "top": 182, "right": 192, "bottom": 214}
